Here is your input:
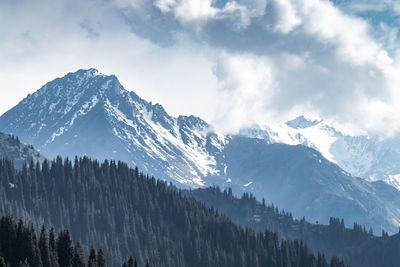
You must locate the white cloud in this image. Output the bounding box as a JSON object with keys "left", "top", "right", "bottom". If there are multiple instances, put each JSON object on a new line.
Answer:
{"left": 273, "top": 0, "right": 301, "bottom": 33}
{"left": 0, "top": 0, "right": 219, "bottom": 120}
{"left": 346, "top": 3, "right": 387, "bottom": 12}
{"left": 155, "top": 0, "right": 219, "bottom": 21}
{"left": 212, "top": 52, "right": 276, "bottom": 132}
{"left": 295, "top": 0, "right": 384, "bottom": 66}
{"left": 154, "top": 0, "right": 266, "bottom": 28}
{"left": 2, "top": 0, "right": 400, "bottom": 136}
{"left": 394, "top": 2, "right": 400, "bottom": 14}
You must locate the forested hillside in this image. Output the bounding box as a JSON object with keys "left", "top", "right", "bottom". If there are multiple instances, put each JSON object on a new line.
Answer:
{"left": 0, "top": 215, "right": 142, "bottom": 267}
{"left": 0, "top": 157, "right": 346, "bottom": 267}
{"left": 189, "top": 187, "right": 400, "bottom": 267}
{"left": 0, "top": 132, "right": 45, "bottom": 168}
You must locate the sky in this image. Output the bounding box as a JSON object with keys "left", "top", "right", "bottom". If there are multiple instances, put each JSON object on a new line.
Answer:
{"left": 1, "top": 0, "right": 400, "bottom": 135}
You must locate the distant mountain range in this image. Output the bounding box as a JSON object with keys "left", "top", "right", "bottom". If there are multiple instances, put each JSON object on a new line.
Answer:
{"left": 1, "top": 68, "right": 400, "bottom": 233}
{"left": 240, "top": 116, "right": 400, "bottom": 190}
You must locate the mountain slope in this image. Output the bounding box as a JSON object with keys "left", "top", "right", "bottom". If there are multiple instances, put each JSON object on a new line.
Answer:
{"left": 240, "top": 116, "right": 400, "bottom": 190}
{"left": 0, "top": 69, "right": 223, "bottom": 187}
{"left": 0, "top": 131, "right": 45, "bottom": 168}
{"left": 209, "top": 137, "right": 400, "bottom": 233}
{"left": 1, "top": 69, "right": 400, "bottom": 233}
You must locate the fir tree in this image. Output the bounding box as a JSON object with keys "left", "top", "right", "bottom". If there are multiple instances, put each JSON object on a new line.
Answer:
{"left": 88, "top": 246, "right": 97, "bottom": 267}
{"left": 39, "top": 226, "right": 51, "bottom": 267}
{"left": 72, "top": 242, "right": 86, "bottom": 267}
{"left": 0, "top": 257, "right": 6, "bottom": 267}
{"left": 97, "top": 249, "right": 106, "bottom": 267}
{"left": 57, "top": 230, "right": 73, "bottom": 267}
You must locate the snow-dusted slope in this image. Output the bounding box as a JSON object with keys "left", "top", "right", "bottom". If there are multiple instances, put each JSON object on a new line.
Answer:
{"left": 2, "top": 69, "right": 400, "bottom": 233}
{"left": 240, "top": 116, "right": 400, "bottom": 190}
{"left": 0, "top": 69, "right": 223, "bottom": 187}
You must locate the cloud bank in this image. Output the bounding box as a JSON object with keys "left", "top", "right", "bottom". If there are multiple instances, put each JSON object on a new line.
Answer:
{"left": 1, "top": 0, "right": 400, "bottom": 135}
{"left": 114, "top": 0, "right": 400, "bottom": 135}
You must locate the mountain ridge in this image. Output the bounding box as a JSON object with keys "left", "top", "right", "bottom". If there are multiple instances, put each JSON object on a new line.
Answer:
{"left": 240, "top": 115, "right": 400, "bottom": 191}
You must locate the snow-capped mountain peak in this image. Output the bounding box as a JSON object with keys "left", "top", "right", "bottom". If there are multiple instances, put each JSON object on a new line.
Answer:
{"left": 240, "top": 115, "right": 400, "bottom": 191}
{"left": 286, "top": 115, "right": 321, "bottom": 129}
{"left": 0, "top": 69, "right": 224, "bottom": 187}
{"left": 239, "top": 117, "right": 342, "bottom": 163}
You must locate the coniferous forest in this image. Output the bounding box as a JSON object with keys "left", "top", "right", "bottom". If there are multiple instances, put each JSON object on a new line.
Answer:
{"left": 0, "top": 157, "right": 347, "bottom": 267}
{"left": 0, "top": 215, "right": 140, "bottom": 267}
{"left": 189, "top": 187, "right": 400, "bottom": 267}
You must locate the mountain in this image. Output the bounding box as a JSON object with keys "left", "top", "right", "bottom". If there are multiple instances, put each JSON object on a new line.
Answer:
{"left": 1, "top": 69, "right": 400, "bottom": 233}
{"left": 0, "top": 131, "right": 45, "bottom": 168}
{"left": 188, "top": 187, "right": 400, "bottom": 267}
{"left": 0, "top": 69, "right": 224, "bottom": 187}
{"left": 0, "top": 157, "right": 345, "bottom": 267}
{"left": 209, "top": 136, "right": 400, "bottom": 233}
{"left": 239, "top": 116, "right": 400, "bottom": 190}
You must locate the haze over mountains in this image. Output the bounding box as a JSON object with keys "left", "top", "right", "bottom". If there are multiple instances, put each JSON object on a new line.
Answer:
{"left": 1, "top": 69, "right": 400, "bottom": 234}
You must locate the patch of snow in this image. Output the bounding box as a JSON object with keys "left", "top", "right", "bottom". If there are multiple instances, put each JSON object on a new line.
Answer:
{"left": 45, "top": 95, "right": 99, "bottom": 145}
{"left": 244, "top": 181, "right": 253, "bottom": 187}
{"left": 104, "top": 99, "right": 138, "bottom": 130}
{"left": 49, "top": 102, "right": 57, "bottom": 113}
{"left": 69, "top": 95, "right": 99, "bottom": 127}
{"left": 210, "top": 134, "right": 229, "bottom": 151}
{"left": 64, "top": 91, "right": 84, "bottom": 114}
{"left": 296, "top": 125, "right": 338, "bottom": 162}
{"left": 240, "top": 117, "right": 378, "bottom": 180}
{"left": 105, "top": 99, "right": 221, "bottom": 186}
{"left": 384, "top": 174, "right": 400, "bottom": 191}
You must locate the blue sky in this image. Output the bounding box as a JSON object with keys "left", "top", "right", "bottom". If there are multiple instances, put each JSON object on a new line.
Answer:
{"left": 1, "top": 0, "right": 400, "bottom": 135}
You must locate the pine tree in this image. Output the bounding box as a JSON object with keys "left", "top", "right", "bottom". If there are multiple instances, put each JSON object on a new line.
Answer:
{"left": 18, "top": 259, "right": 30, "bottom": 267}
{"left": 48, "top": 228, "right": 59, "bottom": 267}
{"left": 72, "top": 242, "right": 86, "bottom": 267}
{"left": 39, "top": 226, "right": 51, "bottom": 267}
{"left": 97, "top": 249, "right": 106, "bottom": 267}
{"left": 57, "top": 230, "right": 73, "bottom": 267}
{"left": 88, "top": 246, "right": 97, "bottom": 267}
{"left": 127, "top": 256, "right": 135, "bottom": 267}
{"left": 0, "top": 257, "right": 6, "bottom": 267}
